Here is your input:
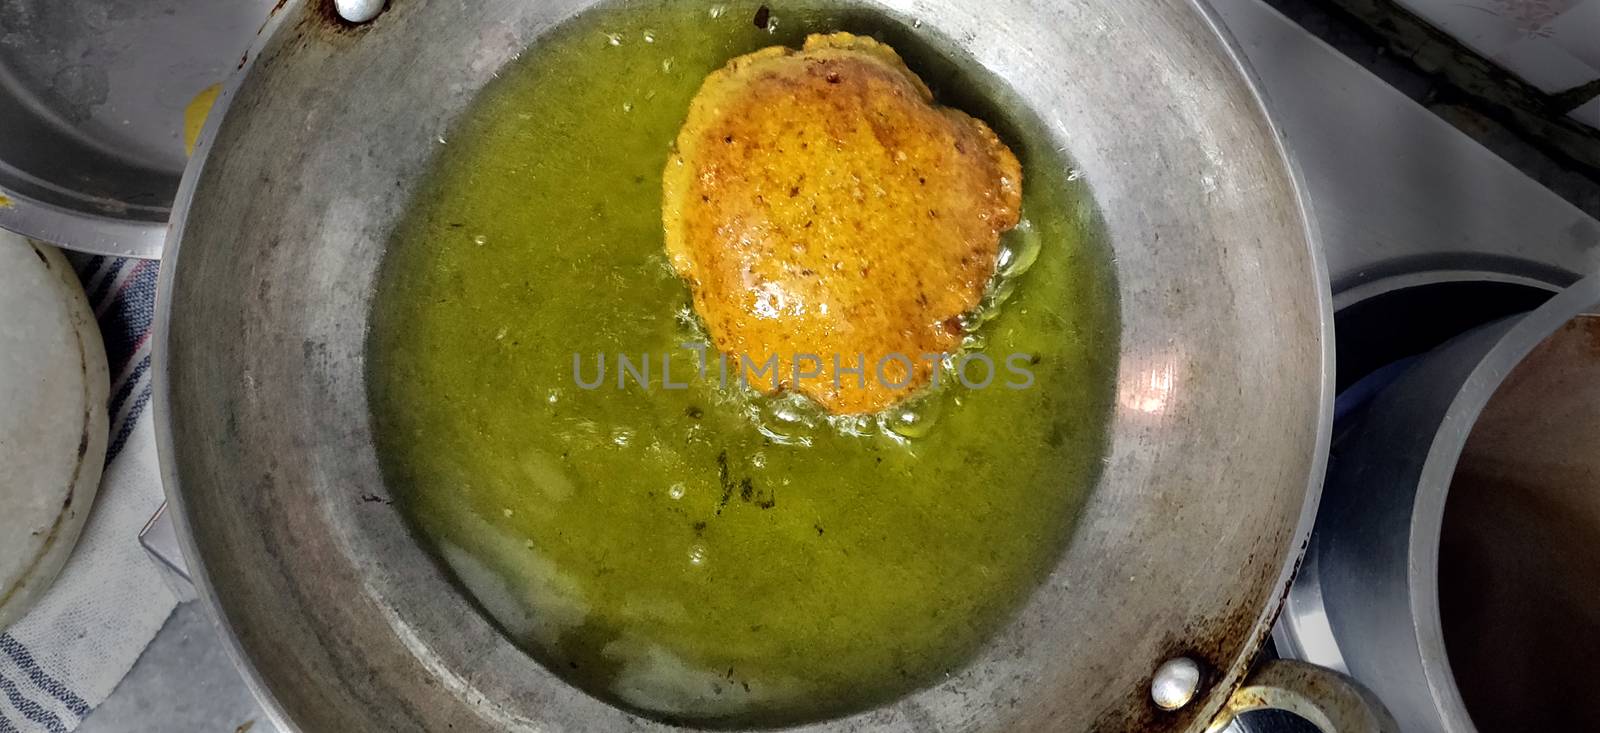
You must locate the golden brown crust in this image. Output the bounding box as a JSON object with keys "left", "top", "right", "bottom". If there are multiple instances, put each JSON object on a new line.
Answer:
{"left": 663, "top": 32, "right": 1023, "bottom": 415}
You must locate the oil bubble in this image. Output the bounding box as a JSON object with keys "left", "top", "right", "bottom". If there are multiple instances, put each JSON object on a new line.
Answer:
{"left": 826, "top": 413, "right": 875, "bottom": 438}
{"left": 756, "top": 394, "right": 820, "bottom": 447}
{"left": 984, "top": 280, "right": 1017, "bottom": 314}
{"left": 882, "top": 394, "right": 943, "bottom": 440}
{"left": 960, "top": 223, "right": 1032, "bottom": 333}
{"left": 767, "top": 398, "right": 816, "bottom": 428}
{"left": 997, "top": 221, "right": 1041, "bottom": 278}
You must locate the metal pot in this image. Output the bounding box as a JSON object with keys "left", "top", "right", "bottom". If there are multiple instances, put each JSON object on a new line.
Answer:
{"left": 1275, "top": 273, "right": 1600, "bottom": 732}
{"left": 0, "top": 0, "right": 266, "bottom": 258}
{"left": 155, "top": 0, "right": 1363, "bottom": 730}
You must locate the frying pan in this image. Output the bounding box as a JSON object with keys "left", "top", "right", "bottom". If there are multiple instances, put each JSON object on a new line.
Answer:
{"left": 156, "top": 0, "right": 1368, "bottom": 729}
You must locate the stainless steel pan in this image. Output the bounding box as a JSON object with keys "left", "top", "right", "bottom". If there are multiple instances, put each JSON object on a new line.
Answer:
{"left": 156, "top": 0, "right": 1347, "bottom": 729}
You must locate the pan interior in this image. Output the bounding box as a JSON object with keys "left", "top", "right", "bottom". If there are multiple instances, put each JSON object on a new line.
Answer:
{"left": 367, "top": 0, "right": 1118, "bottom": 726}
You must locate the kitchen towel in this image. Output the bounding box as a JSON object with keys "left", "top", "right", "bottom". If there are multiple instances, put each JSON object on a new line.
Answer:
{"left": 0, "top": 255, "right": 178, "bottom": 733}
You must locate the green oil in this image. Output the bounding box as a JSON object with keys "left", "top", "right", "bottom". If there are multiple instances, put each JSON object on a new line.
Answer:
{"left": 367, "top": 1, "right": 1118, "bottom": 726}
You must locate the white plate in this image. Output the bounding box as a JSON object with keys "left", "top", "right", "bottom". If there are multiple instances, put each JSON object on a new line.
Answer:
{"left": 0, "top": 232, "right": 109, "bottom": 630}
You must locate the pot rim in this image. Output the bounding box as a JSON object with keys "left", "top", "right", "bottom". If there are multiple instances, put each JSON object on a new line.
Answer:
{"left": 1406, "top": 271, "right": 1600, "bottom": 733}
{"left": 150, "top": 1, "right": 302, "bottom": 730}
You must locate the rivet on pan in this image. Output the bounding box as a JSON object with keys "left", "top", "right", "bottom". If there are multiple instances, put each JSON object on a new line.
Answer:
{"left": 1151, "top": 656, "right": 1202, "bottom": 711}
{"left": 334, "top": 0, "right": 385, "bottom": 23}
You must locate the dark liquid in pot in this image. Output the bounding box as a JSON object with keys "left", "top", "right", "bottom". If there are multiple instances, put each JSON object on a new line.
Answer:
{"left": 1439, "top": 316, "right": 1600, "bottom": 732}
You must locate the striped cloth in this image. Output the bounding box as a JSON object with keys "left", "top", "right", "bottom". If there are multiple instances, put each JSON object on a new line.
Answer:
{"left": 0, "top": 253, "right": 179, "bottom": 732}
{"left": 69, "top": 255, "right": 159, "bottom": 463}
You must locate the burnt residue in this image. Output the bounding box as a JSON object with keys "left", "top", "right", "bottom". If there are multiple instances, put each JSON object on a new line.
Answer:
{"left": 30, "top": 244, "right": 50, "bottom": 268}
{"left": 1086, "top": 557, "right": 1291, "bottom": 733}
{"left": 1088, "top": 636, "right": 1226, "bottom": 733}
{"left": 301, "top": 0, "right": 383, "bottom": 37}
{"left": 359, "top": 493, "right": 393, "bottom": 505}
{"left": 712, "top": 449, "right": 779, "bottom": 514}
{"left": 734, "top": 477, "right": 777, "bottom": 509}
{"left": 752, "top": 4, "right": 771, "bottom": 30}
{"left": 715, "top": 449, "right": 734, "bottom": 514}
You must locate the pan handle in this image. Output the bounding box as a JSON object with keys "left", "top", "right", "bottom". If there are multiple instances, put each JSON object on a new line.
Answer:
{"left": 1205, "top": 660, "right": 1400, "bottom": 733}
